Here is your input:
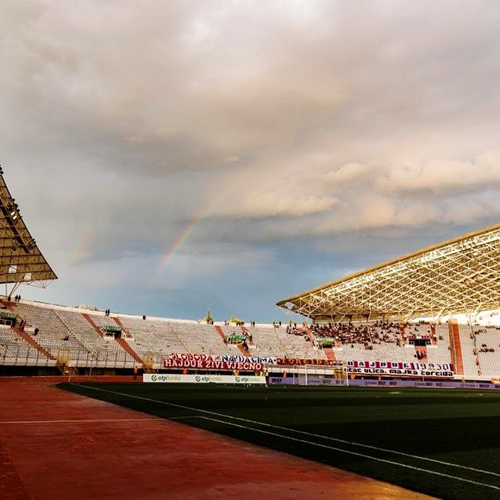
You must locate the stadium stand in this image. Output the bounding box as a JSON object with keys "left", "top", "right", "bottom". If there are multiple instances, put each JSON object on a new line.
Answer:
{"left": 458, "top": 324, "right": 500, "bottom": 377}
{"left": 426, "top": 324, "right": 452, "bottom": 366}
{"left": 56, "top": 309, "right": 136, "bottom": 367}
{"left": 115, "top": 316, "right": 236, "bottom": 363}
{"left": 277, "top": 325, "right": 324, "bottom": 360}
{"left": 1, "top": 297, "right": 500, "bottom": 380}
{"left": 0, "top": 325, "right": 46, "bottom": 365}
{"left": 244, "top": 325, "right": 293, "bottom": 358}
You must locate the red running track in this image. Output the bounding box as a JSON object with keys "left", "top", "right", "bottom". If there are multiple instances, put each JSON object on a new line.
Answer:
{"left": 0, "top": 377, "right": 434, "bottom": 500}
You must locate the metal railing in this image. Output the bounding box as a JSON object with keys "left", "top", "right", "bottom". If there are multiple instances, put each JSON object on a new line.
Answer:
{"left": 0, "top": 344, "right": 135, "bottom": 369}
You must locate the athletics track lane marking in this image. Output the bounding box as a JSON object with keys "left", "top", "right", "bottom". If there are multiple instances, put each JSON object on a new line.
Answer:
{"left": 69, "top": 383, "right": 500, "bottom": 491}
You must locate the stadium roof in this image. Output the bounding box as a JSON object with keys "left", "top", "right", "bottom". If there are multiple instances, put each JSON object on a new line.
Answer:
{"left": 0, "top": 166, "right": 57, "bottom": 290}
{"left": 277, "top": 223, "right": 500, "bottom": 322}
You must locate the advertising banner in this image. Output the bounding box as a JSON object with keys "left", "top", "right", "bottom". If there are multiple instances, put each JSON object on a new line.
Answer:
{"left": 354, "top": 379, "right": 500, "bottom": 390}
{"left": 275, "top": 358, "right": 341, "bottom": 366}
{"left": 268, "top": 377, "right": 500, "bottom": 390}
{"left": 345, "top": 366, "right": 454, "bottom": 378}
{"left": 268, "top": 377, "right": 346, "bottom": 386}
{"left": 162, "top": 358, "right": 264, "bottom": 371}
{"left": 144, "top": 374, "right": 266, "bottom": 384}
{"left": 163, "top": 353, "right": 274, "bottom": 371}
{"left": 346, "top": 360, "right": 454, "bottom": 371}
{"left": 161, "top": 353, "right": 455, "bottom": 378}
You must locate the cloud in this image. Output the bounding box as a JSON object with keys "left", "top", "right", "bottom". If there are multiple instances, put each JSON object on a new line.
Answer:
{"left": 381, "top": 151, "right": 500, "bottom": 195}
{"left": 213, "top": 191, "right": 338, "bottom": 220}
{"left": 326, "top": 162, "right": 378, "bottom": 186}
{"left": 0, "top": 0, "right": 348, "bottom": 174}
{"left": 2, "top": 1, "right": 500, "bottom": 320}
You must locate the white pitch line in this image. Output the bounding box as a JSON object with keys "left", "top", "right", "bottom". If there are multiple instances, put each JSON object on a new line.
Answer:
{"left": 169, "top": 416, "right": 202, "bottom": 420}
{"left": 222, "top": 378, "right": 500, "bottom": 472}
{"left": 190, "top": 415, "right": 500, "bottom": 493}
{"left": 233, "top": 416, "right": 500, "bottom": 479}
{"left": 186, "top": 387, "right": 500, "bottom": 478}
{"left": 70, "top": 383, "right": 500, "bottom": 486}
{"left": 73, "top": 383, "right": 500, "bottom": 478}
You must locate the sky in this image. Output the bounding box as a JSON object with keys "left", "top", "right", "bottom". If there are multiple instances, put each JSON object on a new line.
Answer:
{"left": 1, "top": 0, "right": 500, "bottom": 322}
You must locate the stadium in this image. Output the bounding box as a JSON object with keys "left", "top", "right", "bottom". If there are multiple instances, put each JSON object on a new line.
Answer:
{"left": 1, "top": 166, "right": 500, "bottom": 500}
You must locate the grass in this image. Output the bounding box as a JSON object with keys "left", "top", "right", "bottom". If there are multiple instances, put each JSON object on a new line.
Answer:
{"left": 59, "top": 382, "right": 500, "bottom": 500}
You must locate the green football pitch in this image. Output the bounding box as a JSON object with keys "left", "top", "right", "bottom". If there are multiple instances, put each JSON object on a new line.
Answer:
{"left": 60, "top": 382, "right": 500, "bottom": 500}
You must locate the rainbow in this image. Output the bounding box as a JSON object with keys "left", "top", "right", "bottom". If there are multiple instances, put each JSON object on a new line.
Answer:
{"left": 158, "top": 174, "right": 242, "bottom": 272}
{"left": 158, "top": 205, "right": 210, "bottom": 271}
{"left": 67, "top": 209, "right": 102, "bottom": 266}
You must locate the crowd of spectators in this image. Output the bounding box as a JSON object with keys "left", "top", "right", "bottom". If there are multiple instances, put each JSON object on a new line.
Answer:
{"left": 307, "top": 320, "right": 404, "bottom": 349}
{"left": 285, "top": 322, "right": 305, "bottom": 335}
{"left": 474, "top": 344, "right": 496, "bottom": 354}
{"left": 471, "top": 327, "right": 500, "bottom": 352}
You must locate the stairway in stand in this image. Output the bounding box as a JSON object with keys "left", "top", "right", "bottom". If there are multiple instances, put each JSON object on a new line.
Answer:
{"left": 11, "top": 327, "right": 55, "bottom": 360}
{"left": 214, "top": 325, "right": 228, "bottom": 342}
{"left": 82, "top": 313, "right": 104, "bottom": 337}
{"left": 112, "top": 317, "right": 129, "bottom": 337}
{"left": 240, "top": 326, "right": 254, "bottom": 346}
{"left": 323, "top": 347, "right": 336, "bottom": 361}
{"left": 430, "top": 324, "right": 437, "bottom": 345}
{"left": 305, "top": 327, "right": 315, "bottom": 344}
{"left": 415, "top": 346, "right": 428, "bottom": 363}
{"left": 0, "top": 297, "right": 16, "bottom": 312}
{"left": 448, "top": 320, "right": 464, "bottom": 375}
{"left": 115, "top": 338, "right": 143, "bottom": 364}
{"left": 215, "top": 325, "right": 250, "bottom": 356}
{"left": 237, "top": 343, "right": 251, "bottom": 357}
{"left": 112, "top": 317, "right": 143, "bottom": 364}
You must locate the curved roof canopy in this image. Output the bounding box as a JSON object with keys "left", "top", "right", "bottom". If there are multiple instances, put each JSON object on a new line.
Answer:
{"left": 277, "top": 224, "right": 500, "bottom": 322}
{"left": 0, "top": 166, "right": 57, "bottom": 288}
